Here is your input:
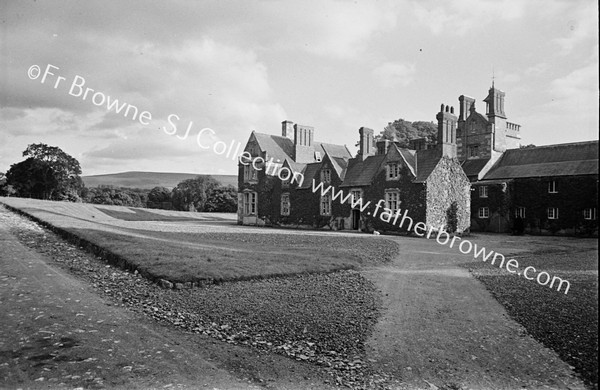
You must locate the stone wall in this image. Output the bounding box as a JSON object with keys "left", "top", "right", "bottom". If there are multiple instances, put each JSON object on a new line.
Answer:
{"left": 424, "top": 156, "right": 471, "bottom": 233}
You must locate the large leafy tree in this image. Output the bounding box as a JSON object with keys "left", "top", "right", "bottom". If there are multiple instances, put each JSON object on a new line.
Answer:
{"left": 171, "top": 176, "right": 220, "bottom": 212}
{"left": 204, "top": 185, "right": 237, "bottom": 212}
{"left": 6, "top": 143, "right": 83, "bottom": 200}
{"left": 6, "top": 158, "right": 58, "bottom": 199}
{"left": 148, "top": 186, "right": 172, "bottom": 203}
{"left": 0, "top": 171, "right": 15, "bottom": 196}
{"left": 380, "top": 119, "right": 437, "bottom": 148}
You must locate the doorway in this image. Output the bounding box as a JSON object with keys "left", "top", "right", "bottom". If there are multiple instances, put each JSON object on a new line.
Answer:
{"left": 352, "top": 209, "right": 360, "bottom": 230}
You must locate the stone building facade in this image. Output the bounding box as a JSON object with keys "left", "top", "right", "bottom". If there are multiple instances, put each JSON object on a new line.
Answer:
{"left": 238, "top": 84, "right": 598, "bottom": 235}
{"left": 237, "top": 104, "right": 471, "bottom": 233}
{"left": 454, "top": 84, "right": 598, "bottom": 235}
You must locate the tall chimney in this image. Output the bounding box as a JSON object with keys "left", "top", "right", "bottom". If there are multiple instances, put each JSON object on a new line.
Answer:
{"left": 436, "top": 104, "right": 458, "bottom": 158}
{"left": 358, "top": 127, "right": 375, "bottom": 160}
{"left": 282, "top": 120, "right": 294, "bottom": 140}
{"left": 293, "top": 124, "right": 315, "bottom": 163}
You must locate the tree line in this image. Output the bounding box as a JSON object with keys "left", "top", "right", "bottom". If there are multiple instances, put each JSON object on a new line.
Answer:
{"left": 0, "top": 143, "right": 237, "bottom": 213}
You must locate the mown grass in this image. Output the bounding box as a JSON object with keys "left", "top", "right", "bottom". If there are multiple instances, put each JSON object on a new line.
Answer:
{"left": 94, "top": 207, "right": 203, "bottom": 222}
{"left": 67, "top": 228, "right": 398, "bottom": 284}
{"left": 464, "top": 248, "right": 598, "bottom": 389}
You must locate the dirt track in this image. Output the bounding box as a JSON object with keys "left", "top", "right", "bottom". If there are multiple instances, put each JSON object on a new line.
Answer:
{"left": 363, "top": 235, "right": 588, "bottom": 389}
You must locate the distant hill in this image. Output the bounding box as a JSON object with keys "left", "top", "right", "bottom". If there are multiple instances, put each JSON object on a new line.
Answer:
{"left": 82, "top": 171, "right": 237, "bottom": 190}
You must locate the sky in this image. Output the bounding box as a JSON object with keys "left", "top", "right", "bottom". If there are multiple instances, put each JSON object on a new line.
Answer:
{"left": 1, "top": 0, "right": 598, "bottom": 176}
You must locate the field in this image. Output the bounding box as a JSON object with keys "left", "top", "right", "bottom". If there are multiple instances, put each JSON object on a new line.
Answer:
{"left": 81, "top": 171, "right": 237, "bottom": 189}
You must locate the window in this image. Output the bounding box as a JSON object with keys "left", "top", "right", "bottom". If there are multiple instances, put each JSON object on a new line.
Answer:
{"left": 281, "top": 193, "right": 290, "bottom": 216}
{"left": 350, "top": 189, "right": 363, "bottom": 207}
{"left": 583, "top": 208, "right": 597, "bottom": 220}
{"left": 321, "top": 168, "right": 331, "bottom": 183}
{"left": 314, "top": 151, "right": 322, "bottom": 162}
{"left": 243, "top": 192, "right": 257, "bottom": 215}
{"left": 479, "top": 186, "right": 488, "bottom": 198}
{"left": 478, "top": 207, "right": 489, "bottom": 218}
{"left": 387, "top": 163, "right": 400, "bottom": 180}
{"left": 469, "top": 145, "right": 479, "bottom": 158}
{"left": 385, "top": 190, "right": 400, "bottom": 213}
{"left": 548, "top": 181, "right": 558, "bottom": 193}
{"left": 547, "top": 207, "right": 559, "bottom": 219}
{"left": 244, "top": 164, "right": 258, "bottom": 183}
{"left": 515, "top": 207, "right": 526, "bottom": 219}
{"left": 320, "top": 194, "right": 331, "bottom": 216}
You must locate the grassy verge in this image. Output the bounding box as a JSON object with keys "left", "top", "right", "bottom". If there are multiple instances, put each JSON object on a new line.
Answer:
{"left": 66, "top": 228, "right": 398, "bottom": 284}
{"left": 464, "top": 249, "right": 598, "bottom": 389}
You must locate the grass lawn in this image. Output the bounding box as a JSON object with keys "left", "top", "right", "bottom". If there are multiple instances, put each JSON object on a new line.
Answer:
{"left": 464, "top": 247, "right": 598, "bottom": 389}
{"left": 67, "top": 227, "right": 399, "bottom": 284}
{"left": 0, "top": 199, "right": 399, "bottom": 285}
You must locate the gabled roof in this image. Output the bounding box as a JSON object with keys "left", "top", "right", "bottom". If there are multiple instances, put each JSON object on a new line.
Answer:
{"left": 330, "top": 156, "right": 349, "bottom": 180}
{"left": 462, "top": 158, "right": 491, "bottom": 178}
{"left": 298, "top": 163, "right": 322, "bottom": 189}
{"left": 484, "top": 141, "right": 598, "bottom": 180}
{"left": 414, "top": 148, "right": 442, "bottom": 183}
{"left": 339, "top": 154, "right": 386, "bottom": 187}
{"left": 251, "top": 132, "right": 351, "bottom": 164}
{"left": 252, "top": 132, "right": 295, "bottom": 163}
{"left": 394, "top": 145, "right": 417, "bottom": 176}
{"left": 466, "top": 111, "right": 489, "bottom": 126}
{"left": 317, "top": 142, "right": 352, "bottom": 159}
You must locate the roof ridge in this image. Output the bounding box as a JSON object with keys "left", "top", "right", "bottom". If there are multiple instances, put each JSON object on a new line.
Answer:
{"left": 511, "top": 140, "right": 599, "bottom": 150}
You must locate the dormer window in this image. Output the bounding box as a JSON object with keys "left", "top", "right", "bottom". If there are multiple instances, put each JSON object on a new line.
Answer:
{"left": 387, "top": 163, "right": 400, "bottom": 180}
{"left": 321, "top": 168, "right": 331, "bottom": 183}
{"left": 548, "top": 181, "right": 558, "bottom": 193}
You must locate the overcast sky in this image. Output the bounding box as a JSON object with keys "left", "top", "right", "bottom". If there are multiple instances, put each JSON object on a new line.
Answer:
{"left": 1, "top": 0, "right": 598, "bottom": 176}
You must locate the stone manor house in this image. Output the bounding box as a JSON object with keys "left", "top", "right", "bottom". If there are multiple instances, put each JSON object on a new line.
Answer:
{"left": 237, "top": 84, "right": 599, "bottom": 235}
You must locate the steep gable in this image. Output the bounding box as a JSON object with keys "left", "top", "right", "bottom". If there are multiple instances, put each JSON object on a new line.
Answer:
{"left": 414, "top": 148, "right": 443, "bottom": 183}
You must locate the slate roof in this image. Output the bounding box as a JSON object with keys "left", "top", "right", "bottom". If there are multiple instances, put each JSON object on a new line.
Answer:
{"left": 414, "top": 148, "right": 442, "bottom": 183}
{"left": 252, "top": 132, "right": 351, "bottom": 163}
{"left": 252, "top": 133, "right": 295, "bottom": 164}
{"left": 330, "top": 157, "right": 349, "bottom": 180}
{"left": 484, "top": 141, "right": 599, "bottom": 180}
{"left": 462, "top": 158, "right": 490, "bottom": 178}
{"left": 298, "top": 163, "right": 322, "bottom": 189}
{"left": 339, "top": 155, "right": 386, "bottom": 187}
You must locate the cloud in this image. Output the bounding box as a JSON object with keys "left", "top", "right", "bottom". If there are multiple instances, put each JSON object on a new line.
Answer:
{"left": 373, "top": 62, "right": 416, "bottom": 87}
{"left": 520, "top": 54, "right": 599, "bottom": 144}
{"left": 259, "top": 0, "right": 399, "bottom": 59}
{"left": 551, "top": 1, "right": 598, "bottom": 54}
{"left": 411, "top": 0, "right": 525, "bottom": 35}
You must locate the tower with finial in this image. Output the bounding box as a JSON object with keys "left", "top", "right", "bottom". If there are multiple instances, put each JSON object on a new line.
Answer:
{"left": 483, "top": 77, "right": 506, "bottom": 120}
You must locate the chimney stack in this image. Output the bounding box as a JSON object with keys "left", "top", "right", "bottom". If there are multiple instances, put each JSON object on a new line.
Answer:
{"left": 358, "top": 127, "right": 375, "bottom": 160}
{"left": 436, "top": 104, "right": 458, "bottom": 158}
{"left": 282, "top": 120, "right": 294, "bottom": 140}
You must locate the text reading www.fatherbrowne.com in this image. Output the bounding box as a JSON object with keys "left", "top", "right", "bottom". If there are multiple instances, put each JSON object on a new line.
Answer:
{"left": 311, "top": 179, "right": 571, "bottom": 295}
